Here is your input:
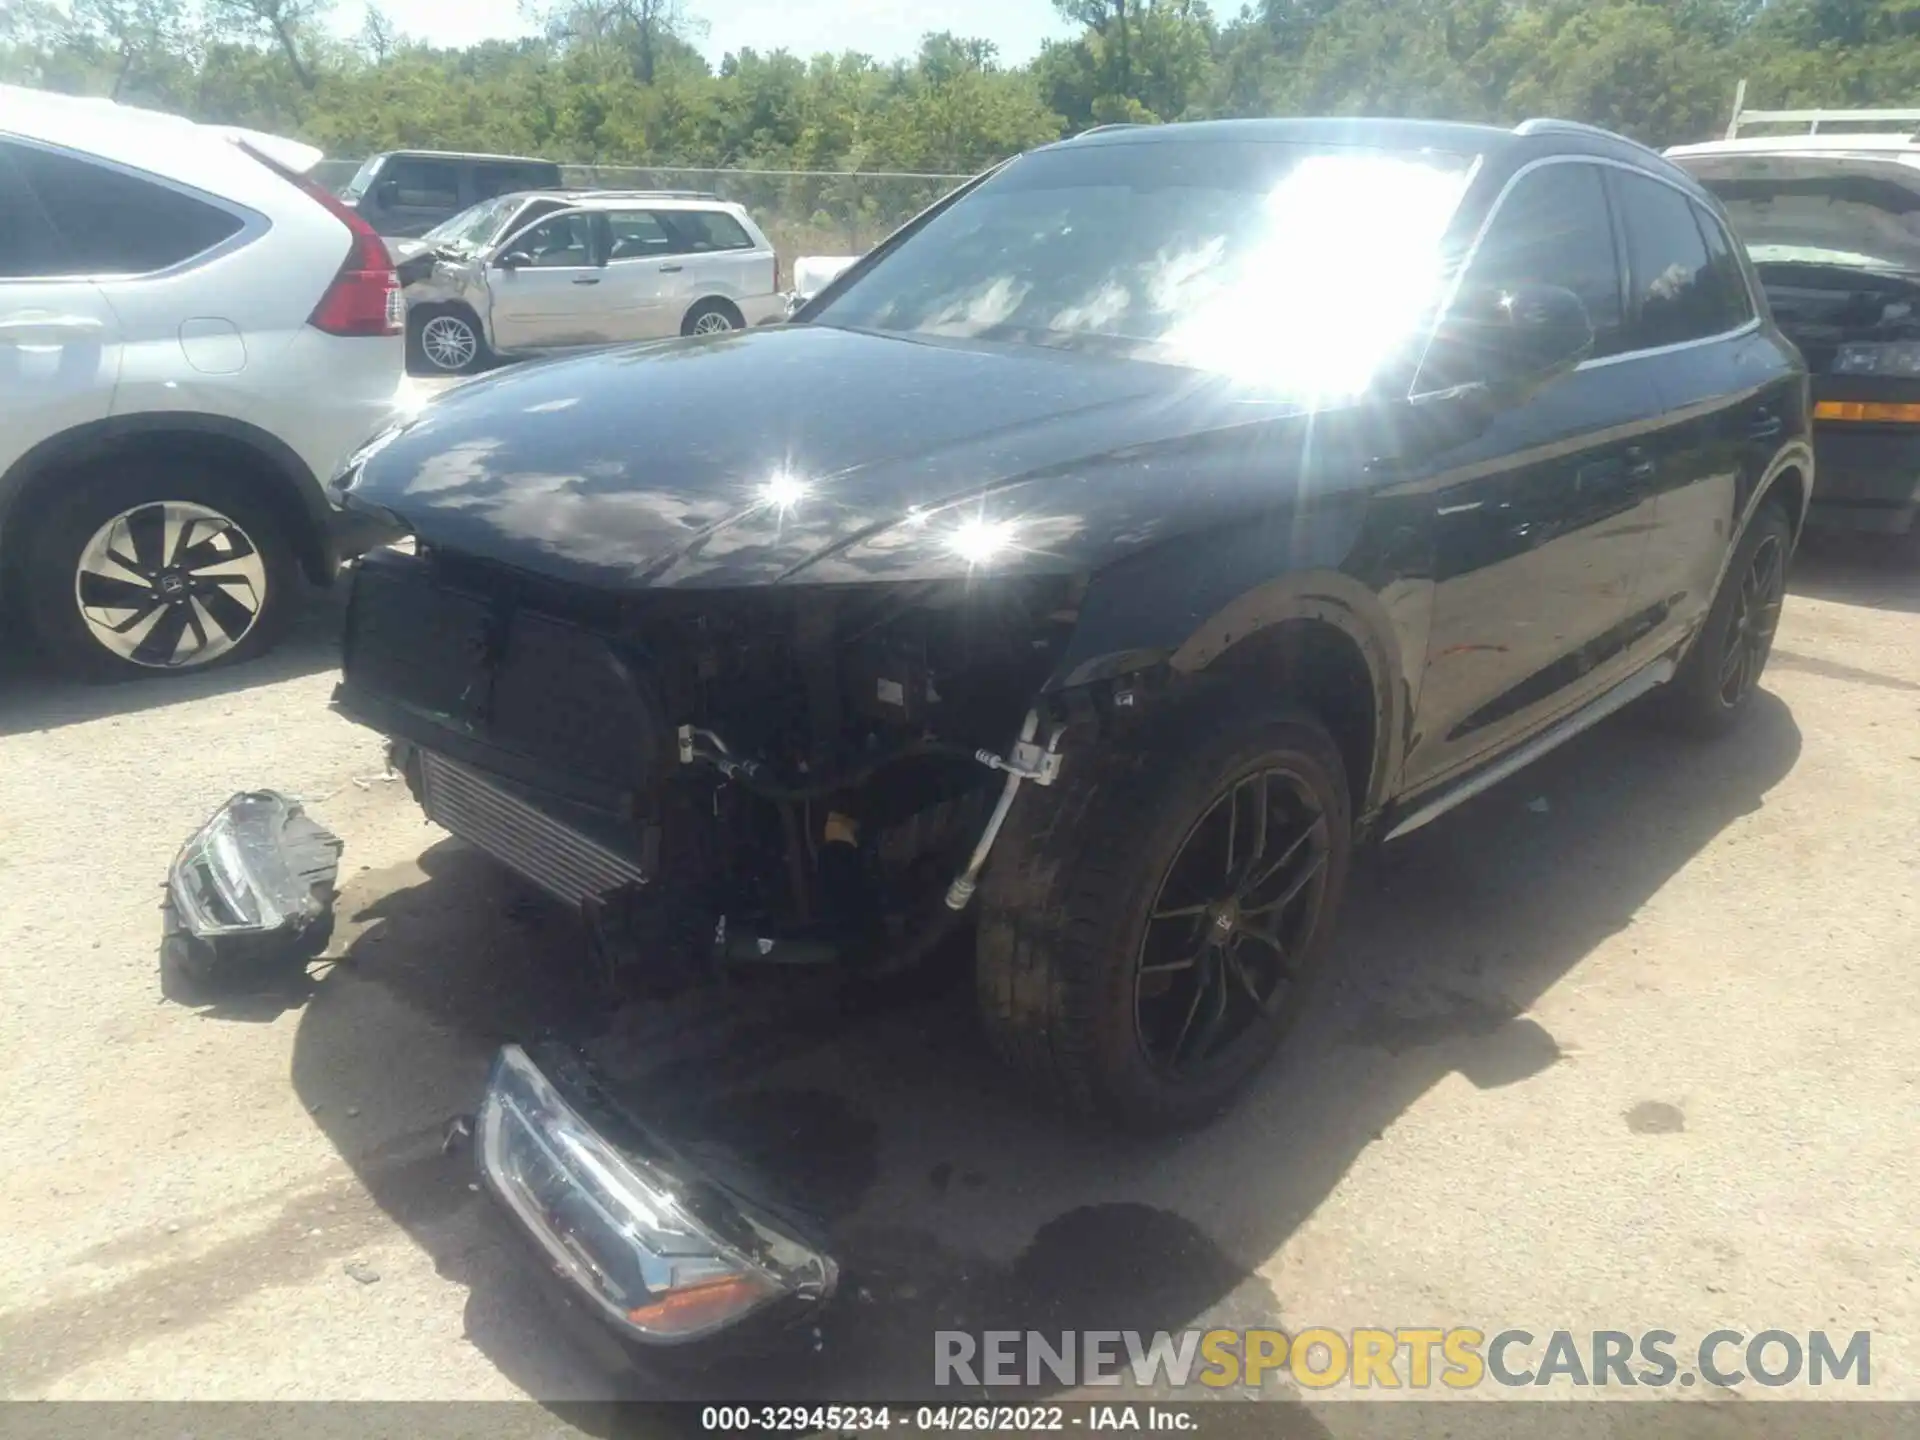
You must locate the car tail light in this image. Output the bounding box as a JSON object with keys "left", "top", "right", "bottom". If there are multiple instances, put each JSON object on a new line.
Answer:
{"left": 236, "top": 140, "right": 402, "bottom": 338}
{"left": 773, "top": 254, "right": 781, "bottom": 294}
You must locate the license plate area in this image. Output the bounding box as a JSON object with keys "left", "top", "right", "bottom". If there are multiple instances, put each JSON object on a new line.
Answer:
{"left": 490, "top": 610, "right": 664, "bottom": 789}
{"left": 345, "top": 558, "right": 496, "bottom": 729}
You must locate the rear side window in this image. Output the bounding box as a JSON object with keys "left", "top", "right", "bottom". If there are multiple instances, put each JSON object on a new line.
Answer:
{"left": 1691, "top": 202, "right": 1756, "bottom": 328}
{"left": 383, "top": 157, "right": 459, "bottom": 209}
{"left": 0, "top": 143, "right": 61, "bottom": 278}
{"left": 604, "top": 210, "right": 674, "bottom": 261}
{"left": 1460, "top": 161, "right": 1626, "bottom": 354}
{"left": 665, "top": 209, "right": 755, "bottom": 252}
{"left": 472, "top": 163, "right": 558, "bottom": 201}
{"left": 1612, "top": 170, "right": 1725, "bottom": 350}
{"left": 6, "top": 141, "right": 244, "bottom": 277}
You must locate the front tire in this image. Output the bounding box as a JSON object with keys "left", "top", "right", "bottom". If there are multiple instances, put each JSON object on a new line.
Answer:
{"left": 976, "top": 703, "right": 1353, "bottom": 1133}
{"left": 1658, "top": 503, "right": 1792, "bottom": 738}
{"left": 18, "top": 461, "right": 298, "bottom": 683}
{"left": 410, "top": 307, "right": 488, "bottom": 375}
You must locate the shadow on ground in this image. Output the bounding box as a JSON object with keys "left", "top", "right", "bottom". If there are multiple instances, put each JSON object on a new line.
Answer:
{"left": 242, "top": 689, "right": 1804, "bottom": 1409}
{"left": 0, "top": 583, "right": 348, "bottom": 738}
{"left": 1789, "top": 532, "right": 1920, "bottom": 615}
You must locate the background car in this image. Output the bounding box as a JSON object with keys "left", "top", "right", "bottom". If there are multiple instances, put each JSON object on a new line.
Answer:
{"left": 0, "top": 84, "right": 406, "bottom": 680}
{"left": 339, "top": 149, "right": 564, "bottom": 238}
{"left": 397, "top": 190, "right": 785, "bottom": 374}
{"left": 1672, "top": 106, "right": 1920, "bottom": 549}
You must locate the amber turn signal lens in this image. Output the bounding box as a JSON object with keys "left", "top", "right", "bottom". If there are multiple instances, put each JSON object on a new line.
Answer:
{"left": 627, "top": 1275, "right": 775, "bottom": 1332}
{"left": 1815, "top": 401, "right": 1920, "bottom": 424}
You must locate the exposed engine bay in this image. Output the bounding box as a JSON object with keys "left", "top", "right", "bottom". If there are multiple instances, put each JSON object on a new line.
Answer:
{"left": 1754, "top": 259, "right": 1920, "bottom": 373}
{"left": 336, "top": 545, "right": 1089, "bottom": 992}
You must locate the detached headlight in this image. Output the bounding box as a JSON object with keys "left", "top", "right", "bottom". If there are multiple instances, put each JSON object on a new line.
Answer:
{"left": 168, "top": 791, "right": 341, "bottom": 938}
{"left": 477, "top": 1045, "right": 837, "bottom": 1344}
{"left": 1832, "top": 341, "right": 1920, "bottom": 376}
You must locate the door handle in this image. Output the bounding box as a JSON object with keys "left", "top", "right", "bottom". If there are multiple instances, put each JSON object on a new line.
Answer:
{"left": 1573, "top": 449, "right": 1656, "bottom": 494}
{"left": 1748, "top": 409, "right": 1784, "bottom": 441}
{"left": 0, "top": 315, "right": 106, "bottom": 341}
{"left": 659, "top": 263, "right": 683, "bottom": 273}
{"left": 572, "top": 276, "right": 601, "bottom": 286}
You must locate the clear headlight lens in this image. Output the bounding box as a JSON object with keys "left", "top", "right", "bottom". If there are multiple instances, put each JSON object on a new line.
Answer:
{"left": 476, "top": 1045, "right": 836, "bottom": 1343}
{"left": 1832, "top": 341, "right": 1920, "bottom": 376}
{"left": 168, "top": 792, "right": 335, "bottom": 936}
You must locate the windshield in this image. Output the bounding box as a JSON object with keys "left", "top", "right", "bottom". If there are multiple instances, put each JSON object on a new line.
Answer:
{"left": 423, "top": 195, "right": 521, "bottom": 251}
{"left": 1696, "top": 165, "right": 1920, "bottom": 275}
{"left": 341, "top": 154, "right": 384, "bottom": 202}
{"left": 811, "top": 139, "right": 1478, "bottom": 395}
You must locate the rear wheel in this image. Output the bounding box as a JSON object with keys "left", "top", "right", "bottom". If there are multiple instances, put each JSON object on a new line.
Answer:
{"left": 976, "top": 704, "right": 1352, "bottom": 1133}
{"left": 17, "top": 461, "right": 298, "bottom": 682}
{"left": 1658, "top": 504, "right": 1792, "bottom": 738}
{"left": 683, "top": 299, "right": 743, "bottom": 336}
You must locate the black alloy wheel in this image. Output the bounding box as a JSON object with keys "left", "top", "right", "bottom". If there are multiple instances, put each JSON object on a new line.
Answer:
{"left": 1716, "top": 531, "right": 1785, "bottom": 711}
{"left": 1657, "top": 502, "right": 1794, "bottom": 738}
{"left": 976, "top": 705, "right": 1353, "bottom": 1132}
{"left": 1135, "top": 766, "right": 1332, "bottom": 1078}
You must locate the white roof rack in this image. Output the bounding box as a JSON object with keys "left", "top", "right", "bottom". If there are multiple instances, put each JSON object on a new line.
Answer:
{"left": 1724, "top": 78, "right": 1920, "bottom": 140}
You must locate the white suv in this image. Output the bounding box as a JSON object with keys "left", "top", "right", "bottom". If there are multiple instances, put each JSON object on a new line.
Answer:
{"left": 395, "top": 190, "right": 787, "bottom": 374}
{"left": 0, "top": 85, "right": 408, "bottom": 680}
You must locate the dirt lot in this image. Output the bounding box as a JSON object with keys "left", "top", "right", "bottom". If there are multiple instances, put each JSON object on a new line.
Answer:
{"left": 0, "top": 537, "right": 1915, "bottom": 1408}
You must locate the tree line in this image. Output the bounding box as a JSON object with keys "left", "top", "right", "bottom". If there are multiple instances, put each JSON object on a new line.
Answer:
{"left": 5, "top": 0, "right": 1920, "bottom": 177}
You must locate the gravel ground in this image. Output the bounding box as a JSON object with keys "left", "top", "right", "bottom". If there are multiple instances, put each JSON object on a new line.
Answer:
{"left": 0, "top": 534, "right": 1914, "bottom": 1410}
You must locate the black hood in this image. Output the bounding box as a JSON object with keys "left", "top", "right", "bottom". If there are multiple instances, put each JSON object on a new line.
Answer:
{"left": 340, "top": 325, "right": 1342, "bottom": 590}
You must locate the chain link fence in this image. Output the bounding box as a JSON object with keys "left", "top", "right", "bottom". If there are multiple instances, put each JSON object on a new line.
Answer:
{"left": 314, "top": 159, "right": 976, "bottom": 265}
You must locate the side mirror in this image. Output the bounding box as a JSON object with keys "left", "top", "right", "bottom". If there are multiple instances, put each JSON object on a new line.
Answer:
{"left": 494, "top": 251, "right": 532, "bottom": 271}
{"left": 1447, "top": 282, "right": 1595, "bottom": 402}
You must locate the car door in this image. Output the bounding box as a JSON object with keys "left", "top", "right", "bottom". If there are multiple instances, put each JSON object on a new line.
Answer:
{"left": 596, "top": 208, "right": 680, "bottom": 338}
{"left": 1402, "top": 158, "right": 1665, "bottom": 793}
{"left": 485, "top": 209, "right": 615, "bottom": 353}
{"left": 0, "top": 141, "right": 123, "bottom": 485}
{"left": 1605, "top": 168, "right": 1801, "bottom": 661}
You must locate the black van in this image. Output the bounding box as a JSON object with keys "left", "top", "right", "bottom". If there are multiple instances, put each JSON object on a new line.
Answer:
{"left": 340, "top": 150, "right": 565, "bottom": 238}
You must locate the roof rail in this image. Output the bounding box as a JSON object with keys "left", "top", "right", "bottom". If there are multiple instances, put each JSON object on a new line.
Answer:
{"left": 1514, "top": 116, "right": 1668, "bottom": 161}
{"left": 558, "top": 187, "right": 722, "bottom": 201}
{"left": 1723, "top": 78, "right": 1920, "bottom": 139}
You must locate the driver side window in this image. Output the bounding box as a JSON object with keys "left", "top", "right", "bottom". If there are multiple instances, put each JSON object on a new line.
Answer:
{"left": 1466, "top": 162, "right": 1625, "bottom": 353}
{"left": 1418, "top": 161, "right": 1625, "bottom": 393}
{"left": 505, "top": 213, "right": 597, "bottom": 268}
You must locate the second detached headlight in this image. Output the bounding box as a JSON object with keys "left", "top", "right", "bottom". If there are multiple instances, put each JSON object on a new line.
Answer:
{"left": 1832, "top": 341, "right": 1920, "bottom": 376}
{"left": 477, "top": 1045, "right": 837, "bottom": 1344}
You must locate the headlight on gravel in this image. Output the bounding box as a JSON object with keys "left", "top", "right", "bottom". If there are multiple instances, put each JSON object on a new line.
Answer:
{"left": 1832, "top": 341, "right": 1920, "bottom": 376}
{"left": 476, "top": 1044, "right": 837, "bottom": 1343}
{"left": 168, "top": 791, "right": 340, "bottom": 937}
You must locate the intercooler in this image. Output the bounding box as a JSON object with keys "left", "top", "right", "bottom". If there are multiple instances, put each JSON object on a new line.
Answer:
{"left": 417, "top": 750, "right": 650, "bottom": 909}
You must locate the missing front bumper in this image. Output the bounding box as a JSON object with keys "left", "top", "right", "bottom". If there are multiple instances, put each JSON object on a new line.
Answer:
{"left": 476, "top": 1043, "right": 839, "bottom": 1346}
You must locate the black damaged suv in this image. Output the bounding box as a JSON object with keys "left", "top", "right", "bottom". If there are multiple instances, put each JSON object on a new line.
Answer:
{"left": 330, "top": 117, "right": 1812, "bottom": 1135}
